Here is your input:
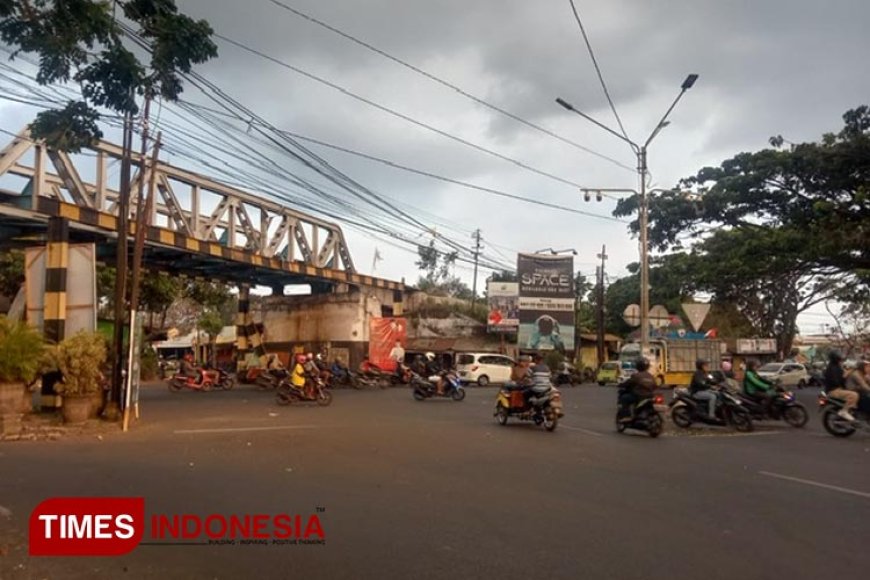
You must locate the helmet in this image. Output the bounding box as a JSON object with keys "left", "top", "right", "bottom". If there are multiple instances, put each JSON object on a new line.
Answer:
{"left": 635, "top": 358, "right": 650, "bottom": 372}
{"left": 425, "top": 352, "right": 436, "bottom": 361}
{"left": 315, "top": 353, "right": 323, "bottom": 361}
{"left": 746, "top": 359, "right": 759, "bottom": 370}
{"left": 829, "top": 350, "right": 844, "bottom": 363}
{"left": 295, "top": 354, "right": 306, "bottom": 364}
{"left": 721, "top": 361, "right": 732, "bottom": 372}
{"left": 306, "top": 353, "right": 313, "bottom": 360}
{"left": 695, "top": 359, "right": 708, "bottom": 371}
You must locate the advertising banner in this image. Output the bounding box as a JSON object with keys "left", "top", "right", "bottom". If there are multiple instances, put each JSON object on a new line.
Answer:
{"left": 517, "top": 254, "right": 575, "bottom": 352}
{"left": 486, "top": 281, "right": 519, "bottom": 333}
{"left": 368, "top": 317, "right": 408, "bottom": 371}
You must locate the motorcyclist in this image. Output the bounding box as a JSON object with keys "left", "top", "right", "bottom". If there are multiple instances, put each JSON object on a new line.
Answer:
{"left": 617, "top": 358, "right": 656, "bottom": 421}
{"left": 511, "top": 355, "right": 532, "bottom": 384}
{"left": 690, "top": 359, "right": 718, "bottom": 420}
{"left": 846, "top": 360, "right": 870, "bottom": 414}
{"left": 524, "top": 355, "right": 552, "bottom": 410}
{"left": 423, "top": 353, "right": 447, "bottom": 396}
{"left": 743, "top": 359, "right": 777, "bottom": 413}
{"left": 410, "top": 354, "right": 428, "bottom": 377}
{"left": 315, "top": 353, "right": 331, "bottom": 385}
{"left": 289, "top": 354, "right": 307, "bottom": 391}
{"left": 330, "top": 358, "right": 349, "bottom": 382}
{"left": 824, "top": 350, "right": 858, "bottom": 421}
{"left": 179, "top": 353, "right": 202, "bottom": 384}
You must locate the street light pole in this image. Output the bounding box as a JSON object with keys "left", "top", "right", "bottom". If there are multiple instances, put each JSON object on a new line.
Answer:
{"left": 556, "top": 73, "right": 697, "bottom": 359}
{"left": 638, "top": 147, "right": 650, "bottom": 357}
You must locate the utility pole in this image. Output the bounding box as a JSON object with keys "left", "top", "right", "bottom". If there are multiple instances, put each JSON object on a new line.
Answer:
{"left": 596, "top": 245, "right": 608, "bottom": 367}
{"left": 107, "top": 101, "right": 136, "bottom": 421}
{"left": 471, "top": 229, "right": 482, "bottom": 311}
{"left": 124, "top": 128, "right": 161, "bottom": 432}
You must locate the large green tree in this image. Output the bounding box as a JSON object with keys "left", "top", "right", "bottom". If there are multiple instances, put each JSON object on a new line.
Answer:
{"left": 613, "top": 106, "right": 870, "bottom": 353}
{"left": 0, "top": 0, "right": 217, "bottom": 150}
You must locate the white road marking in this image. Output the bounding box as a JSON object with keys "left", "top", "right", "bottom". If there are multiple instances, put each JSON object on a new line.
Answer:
{"left": 560, "top": 425, "right": 603, "bottom": 437}
{"left": 759, "top": 471, "right": 870, "bottom": 499}
{"left": 174, "top": 425, "right": 320, "bottom": 435}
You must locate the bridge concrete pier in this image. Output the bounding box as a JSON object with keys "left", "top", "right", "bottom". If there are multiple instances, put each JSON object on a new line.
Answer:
{"left": 251, "top": 287, "right": 404, "bottom": 369}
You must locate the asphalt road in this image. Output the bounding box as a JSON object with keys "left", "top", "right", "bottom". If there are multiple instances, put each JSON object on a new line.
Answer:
{"left": 1, "top": 382, "right": 868, "bottom": 580}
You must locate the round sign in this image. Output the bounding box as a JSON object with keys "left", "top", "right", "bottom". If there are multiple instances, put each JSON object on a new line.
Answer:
{"left": 649, "top": 305, "right": 671, "bottom": 328}
{"left": 622, "top": 304, "right": 641, "bottom": 327}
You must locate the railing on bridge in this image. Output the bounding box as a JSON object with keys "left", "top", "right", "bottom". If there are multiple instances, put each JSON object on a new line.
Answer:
{"left": 0, "top": 127, "right": 357, "bottom": 273}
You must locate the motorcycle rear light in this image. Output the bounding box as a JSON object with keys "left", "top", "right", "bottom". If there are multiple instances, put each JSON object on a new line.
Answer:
{"left": 654, "top": 395, "right": 664, "bottom": 405}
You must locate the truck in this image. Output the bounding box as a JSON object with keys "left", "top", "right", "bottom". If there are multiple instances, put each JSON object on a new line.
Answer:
{"left": 618, "top": 338, "right": 723, "bottom": 388}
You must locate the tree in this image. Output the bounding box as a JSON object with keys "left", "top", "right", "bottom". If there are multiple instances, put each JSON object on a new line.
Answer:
{"left": 185, "top": 279, "right": 232, "bottom": 311}
{"left": 414, "top": 240, "right": 472, "bottom": 299}
{"left": 488, "top": 270, "right": 518, "bottom": 283}
{"left": 574, "top": 272, "right": 595, "bottom": 333}
{"left": 0, "top": 249, "right": 24, "bottom": 298}
{"left": 139, "top": 271, "right": 182, "bottom": 328}
{"left": 196, "top": 308, "right": 224, "bottom": 366}
{"left": 0, "top": 0, "right": 218, "bottom": 151}
{"left": 604, "top": 255, "right": 695, "bottom": 336}
{"left": 613, "top": 106, "right": 870, "bottom": 352}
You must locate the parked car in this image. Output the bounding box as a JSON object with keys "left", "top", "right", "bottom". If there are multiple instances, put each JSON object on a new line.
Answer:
{"left": 456, "top": 353, "right": 515, "bottom": 386}
{"left": 757, "top": 362, "right": 810, "bottom": 389}
{"left": 596, "top": 361, "right": 623, "bottom": 386}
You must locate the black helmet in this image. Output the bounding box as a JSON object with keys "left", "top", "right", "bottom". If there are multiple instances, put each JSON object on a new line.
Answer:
{"left": 695, "top": 359, "right": 708, "bottom": 371}
{"left": 635, "top": 358, "right": 650, "bottom": 372}
{"left": 746, "top": 359, "right": 760, "bottom": 371}
{"left": 829, "top": 350, "right": 844, "bottom": 363}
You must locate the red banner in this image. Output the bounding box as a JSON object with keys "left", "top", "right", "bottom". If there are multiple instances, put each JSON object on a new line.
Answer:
{"left": 369, "top": 318, "right": 407, "bottom": 371}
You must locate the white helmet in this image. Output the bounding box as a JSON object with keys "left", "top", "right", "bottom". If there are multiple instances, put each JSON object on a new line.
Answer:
{"left": 425, "top": 352, "right": 436, "bottom": 361}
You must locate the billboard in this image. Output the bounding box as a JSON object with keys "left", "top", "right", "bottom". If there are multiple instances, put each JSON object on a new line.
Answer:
{"left": 368, "top": 317, "right": 408, "bottom": 371}
{"left": 486, "top": 281, "right": 519, "bottom": 333}
{"left": 517, "top": 254, "right": 575, "bottom": 353}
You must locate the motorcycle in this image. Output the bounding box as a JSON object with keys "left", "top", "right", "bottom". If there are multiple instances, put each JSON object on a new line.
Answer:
{"left": 168, "top": 370, "right": 214, "bottom": 392}
{"left": 256, "top": 368, "right": 288, "bottom": 390}
{"left": 553, "top": 365, "right": 575, "bottom": 387}
{"left": 616, "top": 392, "right": 665, "bottom": 437}
{"left": 735, "top": 383, "right": 808, "bottom": 427}
{"left": 818, "top": 391, "right": 870, "bottom": 437}
{"left": 494, "top": 383, "right": 563, "bottom": 431}
{"left": 390, "top": 364, "right": 413, "bottom": 386}
{"left": 275, "top": 378, "right": 333, "bottom": 406}
{"left": 669, "top": 386, "right": 754, "bottom": 432}
{"left": 411, "top": 371, "right": 466, "bottom": 401}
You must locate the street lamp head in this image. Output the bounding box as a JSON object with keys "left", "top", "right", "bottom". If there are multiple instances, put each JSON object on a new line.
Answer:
{"left": 555, "top": 97, "right": 574, "bottom": 111}
{"left": 681, "top": 74, "right": 699, "bottom": 90}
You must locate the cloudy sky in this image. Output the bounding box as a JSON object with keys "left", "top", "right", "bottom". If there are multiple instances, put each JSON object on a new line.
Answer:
{"left": 2, "top": 0, "right": 868, "bottom": 333}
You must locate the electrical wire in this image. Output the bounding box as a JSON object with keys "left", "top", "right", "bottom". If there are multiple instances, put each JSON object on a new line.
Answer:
{"left": 567, "top": 0, "right": 630, "bottom": 144}
{"left": 262, "top": 0, "right": 636, "bottom": 173}
{"left": 212, "top": 33, "right": 596, "bottom": 191}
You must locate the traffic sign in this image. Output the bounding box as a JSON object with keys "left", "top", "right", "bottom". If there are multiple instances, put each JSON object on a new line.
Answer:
{"left": 648, "top": 305, "right": 670, "bottom": 328}
{"left": 622, "top": 304, "right": 641, "bottom": 327}
{"left": 682, "top": 303, "right": 711, "bottom": 332}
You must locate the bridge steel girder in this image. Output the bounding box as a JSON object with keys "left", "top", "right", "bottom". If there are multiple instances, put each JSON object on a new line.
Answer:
{"left": 0, "top": 127, "right": 376, "bottom": 278}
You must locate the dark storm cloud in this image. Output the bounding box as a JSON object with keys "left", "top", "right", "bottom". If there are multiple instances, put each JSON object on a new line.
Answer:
{"left": 2, "top": 0, "right": 867, "bottom": 300}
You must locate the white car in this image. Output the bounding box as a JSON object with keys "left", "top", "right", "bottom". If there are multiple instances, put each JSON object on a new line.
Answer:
{"left": 757, "top": 362, "right": 810, "bottom": 389}
{"left": 456, "top": 353, "right": 515, "bottom": 386}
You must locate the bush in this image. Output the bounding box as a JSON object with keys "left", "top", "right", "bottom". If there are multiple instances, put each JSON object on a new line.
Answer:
{"left": 51, "top": 331, "right": 107, "bottom": 396}
{"left": 0, "top": 316, "right": 46, "bottom": 383}
{"left": 140, "top": 346, "right": 159, "bottom": 381}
